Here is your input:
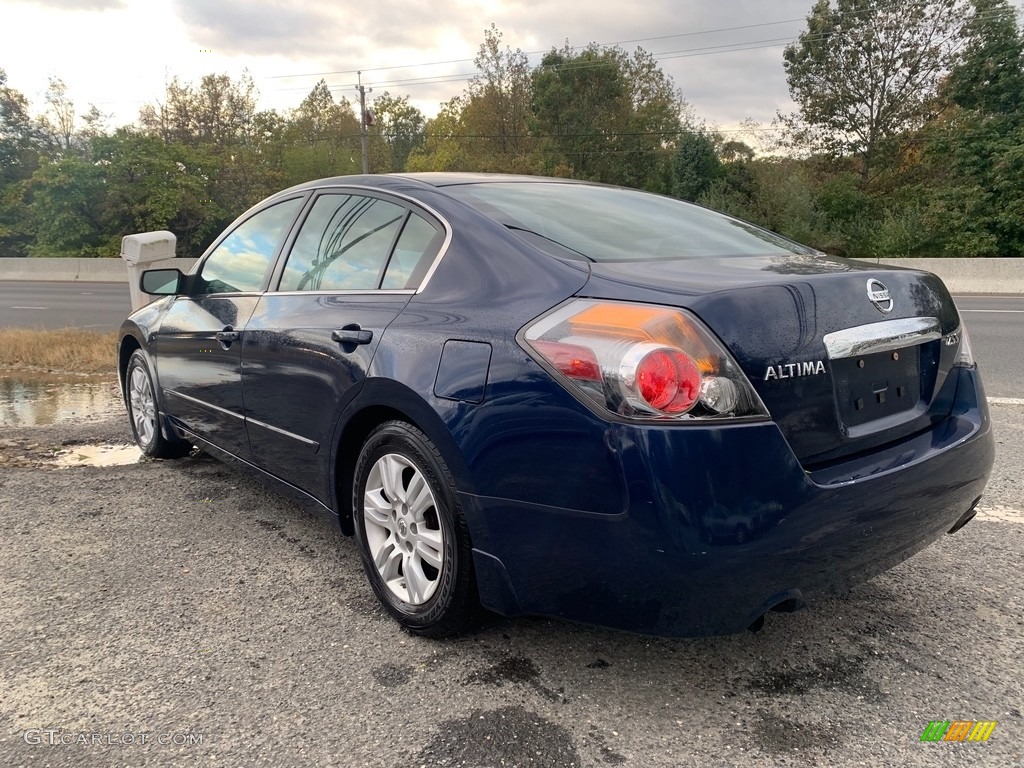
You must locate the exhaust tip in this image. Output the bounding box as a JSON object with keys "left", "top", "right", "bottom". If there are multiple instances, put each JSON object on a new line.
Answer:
{"left": 948, "top": 496, "right": 983, "bottom": 535}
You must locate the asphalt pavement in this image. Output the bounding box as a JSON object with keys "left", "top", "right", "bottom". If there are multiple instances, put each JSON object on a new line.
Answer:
{"left": 0, "top": 391, "right": 1021, "bottom": 767}
{"left": 0, "top": 281, "right": 130, "bottom": 330}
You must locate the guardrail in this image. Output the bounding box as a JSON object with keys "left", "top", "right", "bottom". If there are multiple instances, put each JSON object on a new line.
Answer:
{"left": 0, "top": 257, "right": 197, "bottom": 282}
{"left": 0, "top": 256, "right": 1021, "bottom": 293}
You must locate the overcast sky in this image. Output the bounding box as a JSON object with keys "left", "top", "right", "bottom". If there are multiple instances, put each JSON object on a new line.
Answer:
{"left": 4, "top": 0, "right": 1024, "bottom": 141}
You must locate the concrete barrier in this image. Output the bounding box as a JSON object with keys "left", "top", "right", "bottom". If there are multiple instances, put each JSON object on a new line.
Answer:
{"left": 870, "top": 258, "right": 1023, "bottom": 295}
{"left": 0, "top": 257, "right": 197, "bottom": 282}
{"left": 1, "top": 256, "right": 1022, "bottom": 293}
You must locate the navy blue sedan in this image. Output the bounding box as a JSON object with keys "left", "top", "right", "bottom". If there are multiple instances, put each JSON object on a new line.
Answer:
{"left": 118, "top": 174, "right": 995, "bottom": 638}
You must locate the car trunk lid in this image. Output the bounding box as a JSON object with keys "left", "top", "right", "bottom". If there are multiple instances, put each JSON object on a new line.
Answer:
{"left": 579, "top": 254, "right": 964, "bottom": 466}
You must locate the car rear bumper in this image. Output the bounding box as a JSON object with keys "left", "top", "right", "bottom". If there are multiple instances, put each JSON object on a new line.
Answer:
{"left": 463, "top": 366, "right": 995, "bottom": 636}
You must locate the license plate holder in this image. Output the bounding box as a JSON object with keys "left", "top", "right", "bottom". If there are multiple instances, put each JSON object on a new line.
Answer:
{"left": 833, "top": 346, "right": 920, "bottom": 428}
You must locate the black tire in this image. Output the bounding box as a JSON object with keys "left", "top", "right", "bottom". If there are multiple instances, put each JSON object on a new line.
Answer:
{"left": 352, "top": 420, "right": 478, "bottom": 637}
{"left": 124, "top": 350, "right": 192, "bottom": 459}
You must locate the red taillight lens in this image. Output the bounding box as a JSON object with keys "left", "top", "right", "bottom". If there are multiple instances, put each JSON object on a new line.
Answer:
{"left": 521, "top": 299, "right": 768, "bottom": 422}
{"left": 531, "top": 340, "right": 602, "bottom": 382}
{"left": 635, "top": 348, "right": 701, "bottom": 413}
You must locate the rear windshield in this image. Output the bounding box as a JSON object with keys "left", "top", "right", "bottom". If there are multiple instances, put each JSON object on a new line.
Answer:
{"left": 445, "top": 182, "right": 815, "bottom": 261}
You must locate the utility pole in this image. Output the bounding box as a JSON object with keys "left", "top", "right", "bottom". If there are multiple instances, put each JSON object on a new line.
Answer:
{"left": 357, "top": 72, "right": 371, "bottom": 174}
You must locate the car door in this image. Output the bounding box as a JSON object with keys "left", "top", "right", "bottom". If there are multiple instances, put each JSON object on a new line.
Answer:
{"left": 155, "top": 196, "right": 305, "bottom": 457}
{"left": 240, "top": 190, "right": 446, "bottom": 500}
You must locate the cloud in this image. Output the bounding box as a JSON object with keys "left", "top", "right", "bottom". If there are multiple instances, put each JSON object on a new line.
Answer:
{"left": 143, "top": 0, "right": 815, "bottom": 127}
{"left": 170, "top": 0, "right": 340, "bottom": 56}
{"left": 20, "top": 0, "right": 126, "bottom": 8}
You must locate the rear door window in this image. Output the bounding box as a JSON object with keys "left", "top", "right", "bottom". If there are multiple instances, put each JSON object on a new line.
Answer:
{"left": 279, "top": 194, "right": 406, "bottom": 291}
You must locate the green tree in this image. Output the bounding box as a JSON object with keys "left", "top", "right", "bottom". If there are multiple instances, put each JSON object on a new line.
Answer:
{"left": 916, "top": 0, "right": 1024, "bottom": 255}
{"left": 672, "top": 130, "right": 721, "bottom": 201}
{"left": 0, "top": 69, "right": 45, "bottom": 256}
{"left": 783, "top": 0, "right": 960, "bottom": 183}
{"left": 406, "top": 97, "right": 469, "bottom": 171}
{"left": 28, "top": 155, "right": 108, "bottom": 257}
{"left": 532, "top": 46, "right": 626, "bottom": 180}
{"left": 139, "top": 72, "right": 259, "bottom": 147}
{"left": 945, "top": 0, "right": 1024, "bottom": 116}
{"left": 278, "top": 80, "right": 360, "bottom": 185}
{"left": 460, "top": 24, "right": 537, "bottom": 171}
{"left": 368, "top": 92, "right": 425, "bottom": 172}
{"left": 532, "top": 44, "right": 686, "bottom": 190}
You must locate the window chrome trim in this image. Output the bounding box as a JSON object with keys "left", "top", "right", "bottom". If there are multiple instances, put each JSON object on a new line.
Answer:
{"left": 823, "top": 317, "right": 941, "bottom": 360}
{"left": 268, "top": 289, "right": 416, "bottom": 297}
{"left": 270, "top": 183, "right": 453, "bottom": 295}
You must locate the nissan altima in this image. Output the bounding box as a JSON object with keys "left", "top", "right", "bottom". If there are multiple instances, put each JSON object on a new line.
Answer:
{"left": 118, "top": 173, "right": 995, "bottom": 638}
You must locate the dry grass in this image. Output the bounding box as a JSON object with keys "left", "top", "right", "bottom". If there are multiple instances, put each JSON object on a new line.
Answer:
{"left": 0, "top": 328, "right": 119, "bottom": 374}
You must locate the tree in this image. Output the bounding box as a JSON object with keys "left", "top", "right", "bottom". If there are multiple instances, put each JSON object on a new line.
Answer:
{"left": 460, "top": 24, "right": 537, "bottom": 171}
{"left": 532, "top": 44, "right": 687, "bottom": 190}
{"left": 368, "top": 92, "right": 425, "bottom": 172}
{"left": 672, "top": 130, "right": 721, "bottom": 201}
{"left": 0, "top": 69, "right": 45, "bottom": 256}
{"left": 0, "top": 69, "right": 43, "bottom": 183}
{"left": 945, "top": 0, "right": 1024, "bottom": 117}
{"left": 139, "top": 72, "right": 259, "bottom": 147}
{"left": 532, "top": 46, "right": 626, "bottom": 180}
{"left": 914, "top": 0, "right": 1024, "bottom": 256}
{"left": 41, "top": 77, "right": 76, "bottom": 153}
{"left": 406, "top": 97, "right": 469, "bottom": 171}
{"left": 783, "top": 0, "right": 961, "bottom": 183}
{"left": 277, "top": 80, "right": 360, "bottom": 185}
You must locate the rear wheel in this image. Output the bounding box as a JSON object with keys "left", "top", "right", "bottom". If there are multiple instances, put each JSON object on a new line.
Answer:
{"left": 353, "top": 421, "right": 478, "bottom": 637}
{"left": 125, "top": 350, "right": 192, "bottom": 459}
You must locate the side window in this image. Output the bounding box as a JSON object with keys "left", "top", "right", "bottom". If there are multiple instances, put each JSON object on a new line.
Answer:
{"left": 198, "top": 198, "right": 303, "bottom": 294}
{"left": 280, "top": 194, "right": 406, "bottom": 291}
{"left": 381, "top": 213, "right": 444, "bottom": 289}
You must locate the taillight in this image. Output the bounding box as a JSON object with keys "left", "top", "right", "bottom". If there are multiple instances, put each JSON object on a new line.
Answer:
{"left": 954, "top": 324, "right": 976, "bottom": 368}
{"left": 521, "top": 299, "right": 768, "bottom": 421}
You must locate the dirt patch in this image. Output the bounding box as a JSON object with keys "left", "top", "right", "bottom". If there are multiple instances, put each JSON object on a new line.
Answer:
{"left": 0, "top": 398, "right": 134, "bottom": 468}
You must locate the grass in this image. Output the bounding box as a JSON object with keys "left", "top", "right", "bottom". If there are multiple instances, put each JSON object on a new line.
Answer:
{"left": 0, "top": 328, "right": 119, "bottom": 375}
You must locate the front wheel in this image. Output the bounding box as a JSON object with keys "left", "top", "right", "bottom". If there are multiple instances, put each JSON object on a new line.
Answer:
{"left": 125, "top": 349, "right": 192, "bottom": 459}
{"left": 352, "top": 421, "right": 478, "bottom": 637}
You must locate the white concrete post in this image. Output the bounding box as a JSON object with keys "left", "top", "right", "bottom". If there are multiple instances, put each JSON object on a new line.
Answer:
{"left": 120, "top": 231, "right": 177, "bottom": 311}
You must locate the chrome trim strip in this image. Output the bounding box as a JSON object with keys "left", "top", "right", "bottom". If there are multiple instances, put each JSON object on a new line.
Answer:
{"left": 246, "top": 416, "right": 319, "bottom": 448}
{"left": 823, "top": 317, "right": 942, "bottom": 359}
{"left": 164, "top": 389, "right": 245, "bottom": 420}
{"left": 268, "top": 289, "right": 415, "bottom": 297}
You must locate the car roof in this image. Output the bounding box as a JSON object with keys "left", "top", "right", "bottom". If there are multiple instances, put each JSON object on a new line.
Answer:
{"left": 276, "top": 172, "right": 589, "bottom": 197}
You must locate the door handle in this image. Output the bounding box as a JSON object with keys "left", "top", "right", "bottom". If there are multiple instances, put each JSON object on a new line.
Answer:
{"left": 215, "top": 328, "right": 240, "bottom": 348}
{"left": 332, "top": 326, "right": 373, "bottom": 345}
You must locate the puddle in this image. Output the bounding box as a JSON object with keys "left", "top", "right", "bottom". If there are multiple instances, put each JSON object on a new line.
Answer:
{"left": 0, "top": 373, "right": 123, "bottom": 427}
{"left": 54, "top": 444, "right": 142, "bottom": 468}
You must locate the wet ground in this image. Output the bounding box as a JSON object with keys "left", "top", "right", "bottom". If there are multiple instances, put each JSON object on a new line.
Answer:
{"left": 0, "top": 372, "right": 132, "bottom": 468}
{"left": 0, "top": 371, "right": 124, "bottom": 428}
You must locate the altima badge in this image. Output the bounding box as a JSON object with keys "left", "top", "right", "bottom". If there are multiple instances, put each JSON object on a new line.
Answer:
{"left": 764, "top": 361, "right": 826, "bottom": 381}
{"left": 867, "top": 279, "right": 894, "bottom": 313}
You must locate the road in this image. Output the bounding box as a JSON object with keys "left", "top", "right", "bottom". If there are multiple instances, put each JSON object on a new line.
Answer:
{"left": 1, "top": 282, "right": 1020, "bottom": 398}
{"left": 0, "top": 281, "right": 130, "bottom": 330}
{"left": 0, "top": 389, "right": 1021, "bottom": 767}
{"left": 955, "top": 295, "right": 1024, "bottom": 400}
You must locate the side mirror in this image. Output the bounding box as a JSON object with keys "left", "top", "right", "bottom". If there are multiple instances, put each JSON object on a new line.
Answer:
{"left": 140, "top": 268, "right": 185, "bottom": 296}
